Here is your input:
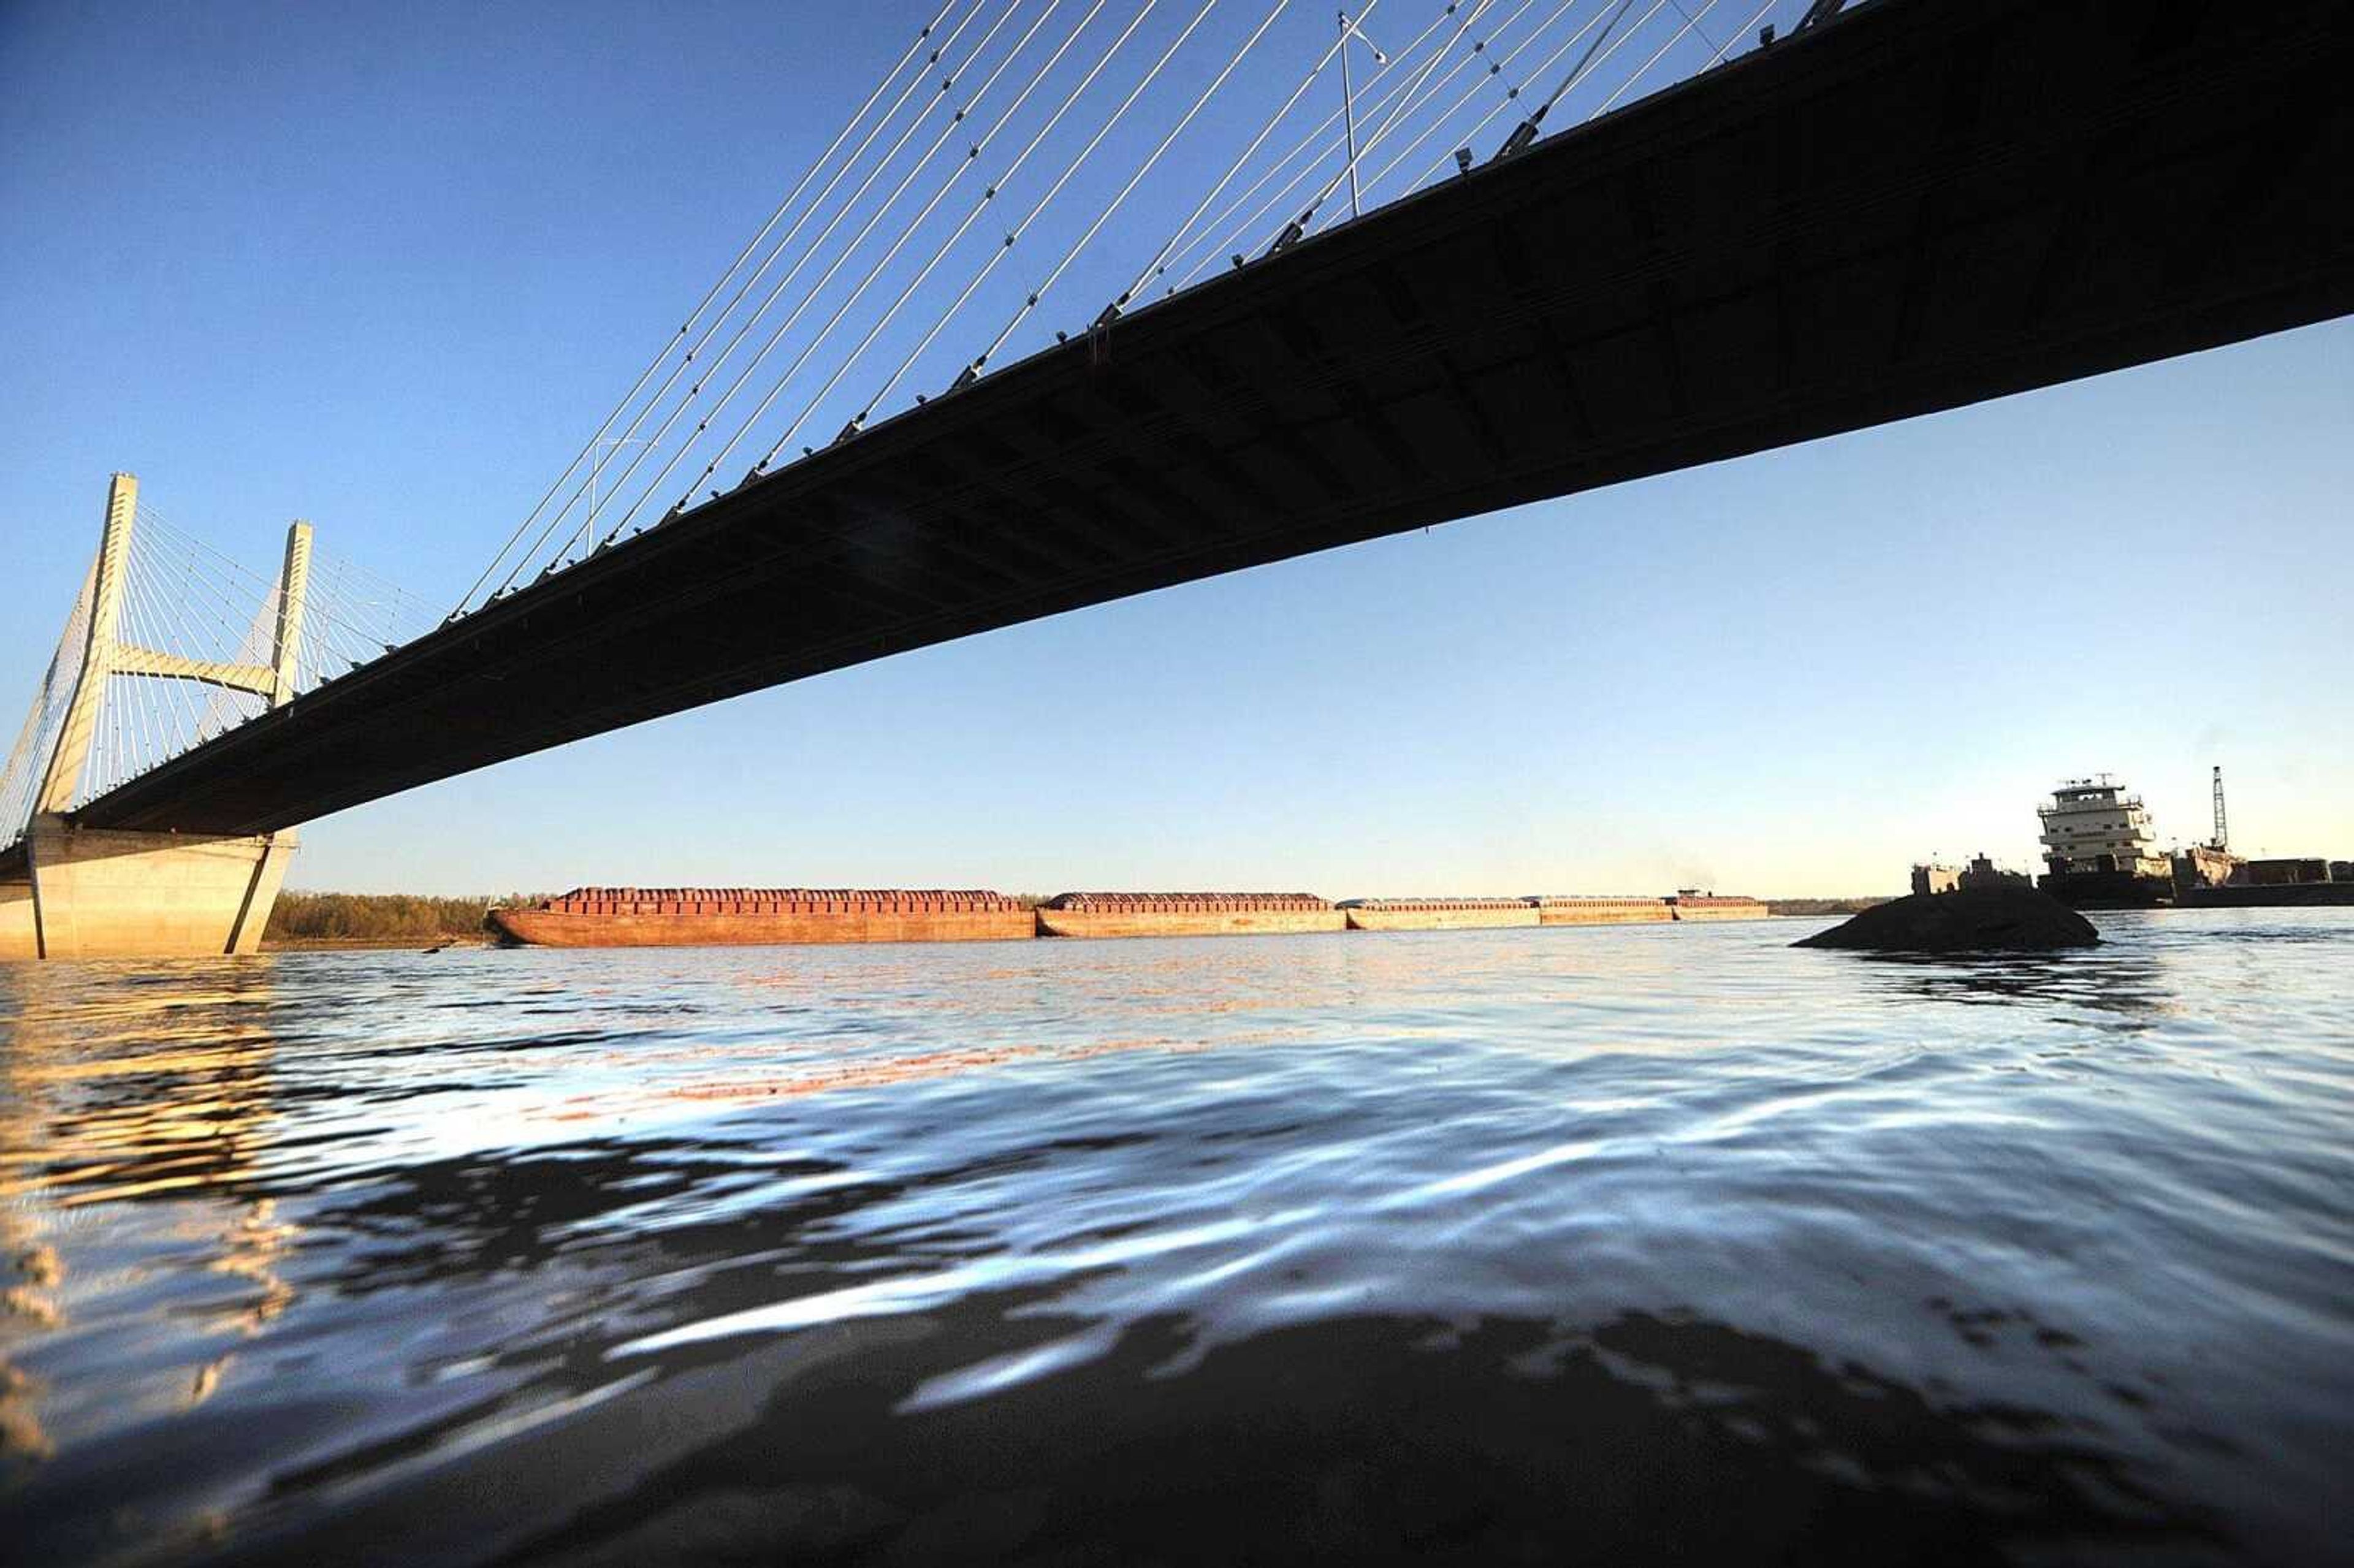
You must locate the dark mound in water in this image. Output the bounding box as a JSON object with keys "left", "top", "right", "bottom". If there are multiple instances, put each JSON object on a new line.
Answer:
{"left": 1795, "top": 888, "right": 2098, "bottom": 952}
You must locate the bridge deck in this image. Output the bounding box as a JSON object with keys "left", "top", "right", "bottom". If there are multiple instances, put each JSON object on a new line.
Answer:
{"left": 74, "top": 0, "right": 2354, "bottom": 837}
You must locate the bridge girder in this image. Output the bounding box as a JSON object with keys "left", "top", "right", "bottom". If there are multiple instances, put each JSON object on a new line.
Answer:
{"left": 60, "top": 0, "right": 2354, "bottom": 839}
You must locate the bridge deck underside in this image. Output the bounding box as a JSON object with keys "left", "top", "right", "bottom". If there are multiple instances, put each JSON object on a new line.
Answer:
{"left": 75, "top": 0, "right": 2354, "bottom": 838}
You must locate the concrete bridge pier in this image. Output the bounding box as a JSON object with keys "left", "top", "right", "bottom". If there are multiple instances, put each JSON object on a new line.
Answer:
{"left": 0, "top": 474, "right": 311, "bottom": 961}
{"left": 0, "top": 816, "right": 297, "bottom": 961}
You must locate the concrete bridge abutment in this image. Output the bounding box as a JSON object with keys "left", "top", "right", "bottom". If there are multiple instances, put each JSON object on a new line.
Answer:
{"left": 0, "top": 817, "right": 296, "bottom": 961}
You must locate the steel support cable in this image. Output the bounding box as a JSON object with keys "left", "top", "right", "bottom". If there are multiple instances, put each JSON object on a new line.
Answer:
{"left": 312, "top": 547, "right": 423, "bottom": 647}
{"left": 847, "top": 0, "right": 1290, "bottom": 441}
{"left": 451, "top": 0, "right": 967, "bottom": 620}
{"left": 97, "top": 554, "right": 149, "bottom": 783}
{"left": 727, "top": 0, "right": 1173, "bottom": 482}
{"left": 0, "top": 582, "right": 94, "bottom": 838}
{"left": 128, "top": 517, "right": 245, "bottom": 683}
{"left": 296, "top": 584, "right": 378, "bottom": 680}
{"left": 510, "top": 0, "right": 1027, "bottom": 585}
{"left": 1144, "top": 24, "right": 1441, "bottom": 292}
{"left": 84, "top": 686, "right": 107, "bottom": 802}
{"left": 1495, "top": 0, "right": 1647, "bottom": 153}
{"left": 1039, "top": 0, "right": 1298, "bottom": 327}
{"left": 945, "top": 0, "right": 1251, "bottom": 402}
{"left": 130, "top": 527, "right": 305, "bottom": 720}
{"left": 135, "top": 506, "right": 274, "bottom": 623}
{"left": 1111, "top": 0, "right": 1396, "bottom": 310}
{"left": 135, "top": 512, "right": 305, "bottom": 669}
{"left": 492, "top": 4, "right": 997, "bottom": 598}
{"left": 113, "top": 677, "right": 140, "bottom": 794}
{"left": 1319, "top": 0, "right": 1586, "bottom": 227}
{"left": 1587, "top": 0, "right": 1723, "bottom": 117}
{"left": 1695, "top": 0, "right": 1777, "bottom": 70}
{"left": 97, "top": 658, "right": 127, "bottom": 800}
{"left": 177, "top": 550, "right": 276, "bottom": 734}
{"left": 1265, "top": 0, "right": 1496, "bottom": 248}
{"left": 107, "top": 541, "right": 159, "bottom": 790}
{"left": 1309, "top": 0, "right": 1582, "bottom": 222}
{"left": 118, "top": 549, "right": 199, "bottom": 771}
{"left": 113, "top": 546, "right": 182, "bottom": 765}
{"left": 167, "top": 558, "right": 248, "bottom": 739}
{"left": 511, "top": 0, "right": 1016, "bottom": 582}
{"left": 140, "top": 506, "right": 425, "bottom": 664}
{"left": 1161, "top": 0, "right": 1525, "bottom": 289}
{"left": 308, "top": 536, "right": 419, "bottom": 636}
{"left": 145, "top": 542, "right": 217, "bottom": 755}
{"left": 1339, "top": 0, "right": 1583, "bottom": 207}
{"left": 494, "top": 3, "right": 1013, "bottom": 598}
{"left": 0, "top": 652, "right": 59, "bottom": 823}
{"left": 782, "top": 3, "right": 1231, "bottom": 461}
{"left": 543, "top": 0, "right": 1039, "bottom": 568}
{"left": 0, "top": 573, "right": 93, "bottom": 840}
{"left": 0, "top": 660, "right": 56, "bottom": 838}
{"left": 1156, "top": 7, "right": 1465, "bottom": 291}
{"left": 129, "top": 527, "right": 261, "bottom": 747}
{"left": 643, "top": 0, "right": 1099, "bottom": 511}
{"left": 303, "top": 557, "right": 384, "bottom": 666}
{"left": 1661, "top": 0, "right": 1718, "bottom": 53}
{"left": 1160, "top": 0, "right": 1524, "bottom": 291}
{"left": 1387, "top": 0, "right": 1648, "bottom": 196}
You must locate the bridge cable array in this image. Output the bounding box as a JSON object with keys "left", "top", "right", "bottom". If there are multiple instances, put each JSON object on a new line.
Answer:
{"left": 0, "top": 0, "right": 1867, "bottom": 832}
{"left": 0, "top": 498, "right": 432, "bottom": 845}
{"left": 441, "top": 0, "right": 1834, "bottom": 617}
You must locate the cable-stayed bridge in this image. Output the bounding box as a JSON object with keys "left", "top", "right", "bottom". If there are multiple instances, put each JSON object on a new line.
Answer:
{"left": 5, "top": 0, "right": 2350, "bottom": 957}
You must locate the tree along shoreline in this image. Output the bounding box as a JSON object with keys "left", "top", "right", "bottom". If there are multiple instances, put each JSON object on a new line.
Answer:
{"left": 265, "top": 891, "right": 531, "bottom": 946}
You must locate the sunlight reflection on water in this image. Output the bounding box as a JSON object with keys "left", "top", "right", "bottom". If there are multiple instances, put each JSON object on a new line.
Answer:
{"left": 2, "top": 911, "right": 2351, "bottom": 1566}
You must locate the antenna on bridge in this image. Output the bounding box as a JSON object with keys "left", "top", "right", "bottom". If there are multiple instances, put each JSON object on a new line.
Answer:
{"left": 1337, "top": 10, "right": 1388, "bottom": 220}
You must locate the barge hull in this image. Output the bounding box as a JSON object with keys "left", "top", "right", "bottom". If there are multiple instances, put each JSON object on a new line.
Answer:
{"left": 2038, "top": 870, "right": 2172, "bottom": 910}
{"left": 1034, "top": 910, "right": 1347, "bottom": 939}
{"left": 1344, "top": 907, "right": 1539, "bottom": 932}
{"left": 1668, "top": 899, "right": 1770, "bottom": 922}
{"left": 2175, "top": 884, "right": 2354, "bottom": 909}
{"left": 490, "top": 907, "right": 1035, "bottom": 947}
{"left": 1537, "top": 900, "right": 1672, "bottom": 926}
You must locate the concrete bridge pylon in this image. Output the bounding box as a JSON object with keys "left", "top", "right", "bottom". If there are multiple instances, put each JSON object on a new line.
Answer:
{"left": 1, "top": 474, "right": 308, "bottom": 961}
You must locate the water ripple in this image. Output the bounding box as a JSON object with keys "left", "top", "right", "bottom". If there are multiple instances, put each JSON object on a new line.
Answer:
{"left": 2, "top": 910, "right": 2350, "bottom": 1565}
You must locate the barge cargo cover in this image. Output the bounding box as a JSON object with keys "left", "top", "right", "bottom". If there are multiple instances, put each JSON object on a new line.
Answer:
{"left": 1341, "top": 899, "right": 1541, "bottom": 932}
{"left": 488, "top": 888, "right": 1034, "bottom": 948}
{"left": 1034, "top": 893, "right": 1344, "bottom": 940}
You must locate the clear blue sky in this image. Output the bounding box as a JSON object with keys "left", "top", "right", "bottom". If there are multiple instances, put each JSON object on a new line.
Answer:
{"left": 2, "top": 1, "right": 2347, "bottom": 897}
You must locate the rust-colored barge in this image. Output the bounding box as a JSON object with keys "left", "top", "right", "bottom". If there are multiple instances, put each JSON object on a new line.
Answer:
{"left": 1340, "top": 898, "right": 1541, "bottom": 932}
{"left": 1535, "top": 896, "right": 1674, "bottom": 926}
{"left": 1033, "top": 892, "right": 1344, "bottom": 940}
{"left": 1666, "top": 892, "right": 1770, "bottom": 922}
{"left": 487, "top": 888, "right": 1034, "bottom": 948}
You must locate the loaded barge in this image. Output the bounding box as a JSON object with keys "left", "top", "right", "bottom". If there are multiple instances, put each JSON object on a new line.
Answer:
{"left": 1666, "top": 891, "right": 1772, "bottom": 922}
{"left": 1033, "top": 892, "right": 1344, "bottom": 939}
{"left": 1537, "top": 896, "right": 1675, "bottom": 926}
{"left": 487, "top": 888, "right": 1034, "bottom": 947}
{"left": 487, "top": 889, "right": 1770, "bottom": 949}
{"left": 1340, "top": 898, "right": 1539, "bottom": 931}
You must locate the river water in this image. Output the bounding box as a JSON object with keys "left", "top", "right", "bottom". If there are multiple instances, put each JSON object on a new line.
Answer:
{"left": 2, "top": 912, "right": 2349, "bottom": 1566}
